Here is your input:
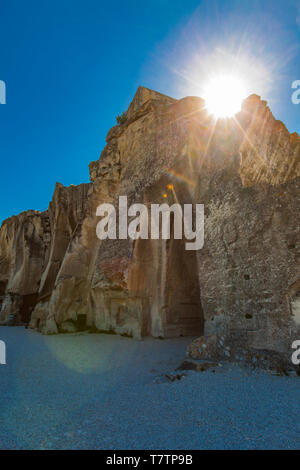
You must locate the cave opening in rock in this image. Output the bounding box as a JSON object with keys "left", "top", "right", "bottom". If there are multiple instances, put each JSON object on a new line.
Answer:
{"left": 164, "top": 187, "right": 204, "bottom": 337}
{"left": 76, "top": 314, "right": 87, "bottom": 331}
{"left": 129, "top": 178, "right": 205, "bottom": 338}
{"left": 0, "top": 281, "right": 7, "bottom": 313}
{"left": 164, "top": 234, "right": 204, "bottom": 337}
{"left": 0, "top": 281, "right": 7, "bottom": 296}
{"left": 19, "top": 294, "right": 39, "bottom": 324}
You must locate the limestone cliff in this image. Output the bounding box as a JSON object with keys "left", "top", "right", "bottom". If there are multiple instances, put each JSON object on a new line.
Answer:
{"left": 0, "top": 183, "right": 91, "bottom": 327}
{"left": 0, "top": 86, "right": 299, "bottom": 366}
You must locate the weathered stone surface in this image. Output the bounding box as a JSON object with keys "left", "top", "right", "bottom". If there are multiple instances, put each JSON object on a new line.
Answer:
{"left": 0, "top": 183, "right": 91, "bottom": 326}
{"left": 187, "top": 335, "right": 219, "bottom": 360}
{"left": 42, "top": 317, "right": 58, "bottom": 335}
{"left": 0, "top": 86, "right": 299, "bottom": 369}
{"left": 0, "top": 210, "right": 48, "bottom": 324}
{"left": 239, "top": 95, "right": 300, "bottom": 186}
{"left": 39, "top": 87, "right": 205, "bottom": 339}
{"left": 195, "top": 95, "right": 300, "bottom": 363}
{"left": 60, "top": 320, "right": 77, "bottom": 333}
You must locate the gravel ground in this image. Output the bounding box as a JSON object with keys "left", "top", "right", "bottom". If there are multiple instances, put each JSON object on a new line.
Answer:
{"left": 0, "top": 326, "right": 299, "bottom": 450}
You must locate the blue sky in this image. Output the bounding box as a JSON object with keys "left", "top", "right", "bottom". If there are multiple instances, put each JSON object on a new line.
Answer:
{"left": 0, "top": 0, "right": 299, "bottom": 223}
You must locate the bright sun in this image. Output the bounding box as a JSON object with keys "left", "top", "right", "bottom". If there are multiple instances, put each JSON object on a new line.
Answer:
{"left": 203, "top": 75, "right": 247, "bottom": 118}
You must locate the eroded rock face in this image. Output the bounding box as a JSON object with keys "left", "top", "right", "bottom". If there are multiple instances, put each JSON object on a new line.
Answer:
{"left": 195, "top": 95, "right": 300, "bottom": 363}
{"left": 36, "top": 87, "right": 206, "bottom": 338}
{"left": 0, "top": 210, "right": 48, "bottom": 323}
{"left": 0, "top": 86, "right": 299, "bottom": 366}
{"left": 0, "top": 183, "right": 91, "bottom": 327}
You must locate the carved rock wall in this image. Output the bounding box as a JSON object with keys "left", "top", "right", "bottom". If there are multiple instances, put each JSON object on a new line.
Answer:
{"left": 0, "top": 87, "right": 299, "bottom": 365}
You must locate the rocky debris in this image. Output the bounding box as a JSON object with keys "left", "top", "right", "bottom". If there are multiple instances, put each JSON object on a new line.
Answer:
{"left": 0, "top": 86, "right": 299, "bottom": 370}
{"left": 186, "top": 335, "right": 219, "bottom": 360}
{"left": 157, "top": 358, "right": 220, "bottom": 384}
{"left": 165, "top": 373, "right": 187, "bottom": 382}
{"left": 176, "top": 360, "right": 218, "bottom": 372}
{"left": 187, "top": 333, "right": 300, "bottom": 374}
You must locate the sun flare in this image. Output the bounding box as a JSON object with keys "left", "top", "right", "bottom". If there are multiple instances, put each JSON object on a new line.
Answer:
{"left": 203, "top": 75, "right": 247, "bottom": 118}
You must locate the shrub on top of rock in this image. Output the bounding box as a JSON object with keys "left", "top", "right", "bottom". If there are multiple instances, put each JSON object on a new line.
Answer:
{"left": 116, "top": 112, "right": 127, "bottom": 125}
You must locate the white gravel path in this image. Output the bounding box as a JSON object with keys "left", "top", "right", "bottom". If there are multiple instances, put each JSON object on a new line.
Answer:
{"left": 0, "top": 326, "right": 299, "bottom": 450}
